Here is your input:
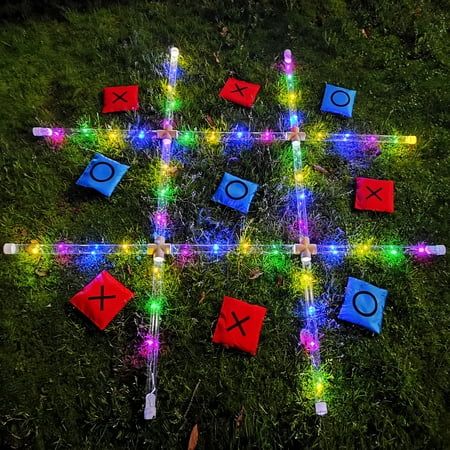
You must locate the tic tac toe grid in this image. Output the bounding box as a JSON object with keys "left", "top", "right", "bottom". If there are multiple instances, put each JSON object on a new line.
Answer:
{"left": 4, "top": 47, "right": 446, "bottom": 419}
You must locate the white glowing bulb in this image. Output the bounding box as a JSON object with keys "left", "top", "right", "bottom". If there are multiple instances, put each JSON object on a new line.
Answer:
{"left": 170, "top": 47, "right": 179, "bottom": 58}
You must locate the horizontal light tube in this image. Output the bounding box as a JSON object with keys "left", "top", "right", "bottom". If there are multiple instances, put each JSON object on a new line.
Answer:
{"left": 32, "top": 127, "right": 417, "bottom": 145}
{"left": 3, "top": 243, "right": 445, "bottom": 256}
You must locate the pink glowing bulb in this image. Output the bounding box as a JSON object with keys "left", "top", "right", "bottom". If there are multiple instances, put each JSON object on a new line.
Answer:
{"left": 140, "top": 335, "right": 160, "bottom": 357}
{"left": 178, "top": 244, "right": 194, "bottom": 265}
{"left": 289, "top": 219, "right": 307, "bottom": 238}
{"left": 412, "top": 244, "right": 430, "bottom": 258}
{"left": 154, "top": 211, "right": 168, "bottom": 228}
{"left": 300, "top": 329, "right": 320, "bottom": 353}
{"left": 49, "top": 128, "right": 65, "bottom": 146}
{"left": 261, "top": 130, "right": 274, "bottom": 144}
{"left": 56, "top": 242, "right": 69, "bottom": 255}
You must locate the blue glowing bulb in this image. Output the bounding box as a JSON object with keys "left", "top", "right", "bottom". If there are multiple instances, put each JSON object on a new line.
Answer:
{"left": 237, "top": 132, "right": 243, "bottom": 138}
{"left": 138, "top": 130, "right": 145, "bottom": 139}
{"left": 299, "top": 192, "right": 305, "bottom": 200}
{"left": 213, "top": 244, "right": 219, "bottom": 253}
{"left": 308, "top": 306, "right": 316, "bottom": 315}
{"left": 330, "top": 245, "right": 338, "bottom": 255}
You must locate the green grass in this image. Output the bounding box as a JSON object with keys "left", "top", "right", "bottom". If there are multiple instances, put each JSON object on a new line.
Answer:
{"left": 0, "top": 1, "right": 449, "bottom": 448}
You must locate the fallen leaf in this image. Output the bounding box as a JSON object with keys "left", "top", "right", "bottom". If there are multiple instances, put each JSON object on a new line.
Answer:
{"left": 249, "top": 269, "right": 263, "bottom": 280}
{"left": 188, "top": 424, "right": 199, "bottom": 450}
{"left": 205, "top": 115, "right": 215, "bottom": 128}
{"left": 35, "top": 269, "right": 48, "bottom": 277}
{"left": 361, "top": 28, "right": 368, "bottom": 38}
{"left": 276, "top": 275, "right": 284, "bottom": 287}
{"left": 213, "top": 51, "right": 220, "bottom": 63}
{"left": 199, "top": 291, "right": 206, "bottom": 304}
{"left": 220, "top": 26, "right": 229, "bottom": 37}
{"left": 126, "top": 265, "right": 132, "bottom": 275}
{"left": 312, "top": 164, "right": 330, "bottom": 175}
{"left": 235, "top": 406, "right": 245, "bottom": 429}
{"left": 168, "top": 166, "right": 178, "bottom": 176}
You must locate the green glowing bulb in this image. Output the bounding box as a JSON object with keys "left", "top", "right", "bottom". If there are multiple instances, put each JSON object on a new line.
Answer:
{"left": 144, "top": 296, "right": 165, "bottom": 315}
{"left": 156, "top": 184, "right": 176, "bottom": 203}
{"left": 178, "top": 131, "right": 197, "bottom": 148}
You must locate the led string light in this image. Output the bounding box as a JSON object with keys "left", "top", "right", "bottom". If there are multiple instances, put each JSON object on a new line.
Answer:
{"left": 4, "top": 242, "right": 445, "bottom": 258}
{"left": 142, "top": 46, "right": 181, "bottom": 420}
{"left": 282, "top": 49, "right": 328, "bottom": 416}
{"left": 32, "top": 126, "right": 417, "bottom": 148}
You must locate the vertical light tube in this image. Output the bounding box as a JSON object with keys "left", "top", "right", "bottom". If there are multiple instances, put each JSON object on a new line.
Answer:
{"left": 144, "top": 260, "right": 163, "bottom": 420}
{"left": 283, "top": 49, "right": 326, "bottom": 415}
{"left": 145, "top": 46, "right": 180, "bottom": 420}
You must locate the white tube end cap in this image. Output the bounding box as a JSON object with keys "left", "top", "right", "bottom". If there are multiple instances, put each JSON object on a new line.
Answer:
{"left": 283, "top": 49, "right": 292, "bottom": 63}
{"left": 3, "top": 243, "right": 18, "bottom": 254}
{"left": 426, "top": 245, "right": 446, "bottom": 256}
{"left": 315, "top": 401, "right": 328, "bottom": 416}
{"left": 144, "top": 393, "right": 156, "bottom": 420}
{"left": 32, "top": 127, "right": 52, "bottom": 137}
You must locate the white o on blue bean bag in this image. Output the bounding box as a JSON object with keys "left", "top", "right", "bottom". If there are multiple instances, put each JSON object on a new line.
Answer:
{"left": 321, "top": 83, "right": 356, "bottom": 118}
{"left": 338, "top": 277, "right": 388, "bottom": 334}
{"left": 212, "top": 172, "right": 259, "bottom": 214}
{"left": 76, "top": 153, "right": 130, "bottom": 197}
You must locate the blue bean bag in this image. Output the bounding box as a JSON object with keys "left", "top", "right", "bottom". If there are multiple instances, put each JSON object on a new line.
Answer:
{"left": 212, "top": 172, "right": 258, "bottom": 214}
{"left": 321, "top": 83, "right": 356, "bottom": 118}
{"left": 76, "top": 153, "right": 129, "bottom": 197}
{"left": 338, "top": 277, "right": 388, "bottom": 334}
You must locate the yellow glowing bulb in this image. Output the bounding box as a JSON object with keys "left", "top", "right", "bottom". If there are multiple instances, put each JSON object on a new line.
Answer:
{"left": 121, "top": 243, "right": 130, "bottom": 253}
{"left": 315, "top": 131, "right": 326, "bottom": 141}
{"left": 294, "top": 171, "right": 304, "bottom": 184}
{"left": 315, "top": 381, "right": 324, "bottom": 397}
{"left": 107, "top": 129, "right": 122, "bottom": 145}
{"left": 240, "top": 241, "right": 251, "bottom": 254}
{"left": 161, "top": 162, "right": 170, "bottom": 174}
{"left": 287, "top": 92, "right": 298, "bottom": 105}
{"left": 300, "top": 272, "right": 313, "bottom": 287}
{"left": 205, "top": 130, "right": 220, "bottom": 146}
{"left": 355, "top": 243, "right": 371, "bottom": 256}
{"left": 29, "top": 244, "right": 40, "bottom": 255}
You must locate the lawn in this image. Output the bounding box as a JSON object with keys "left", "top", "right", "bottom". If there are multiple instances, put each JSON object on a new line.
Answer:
{"left": 0, "top": 1, "right": 449, "bottom": 449}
